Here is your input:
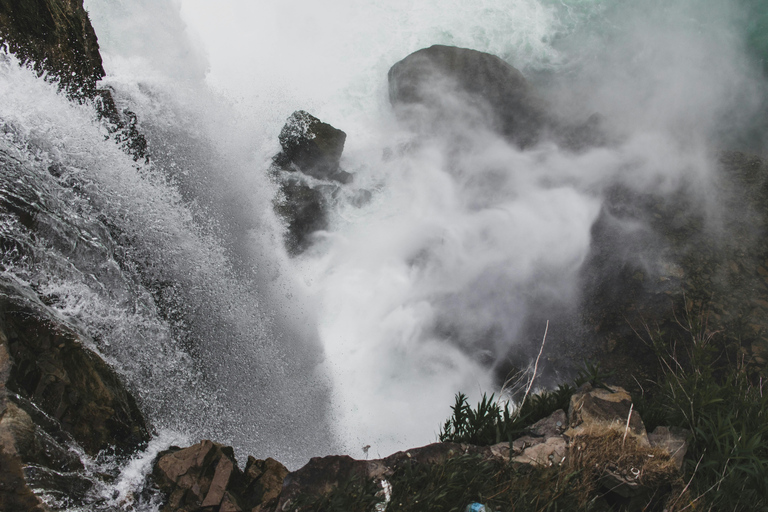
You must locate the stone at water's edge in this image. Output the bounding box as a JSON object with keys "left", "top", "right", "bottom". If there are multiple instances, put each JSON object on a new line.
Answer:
{"left": 271, "top": 111, "right": 351, "bottom": 255}
{"left": 0, "top": 279, "right": 150, "bottom": 512}
{"left": 388, "top": 45, "right": 548, "bottom": 148}
{"left": 275, "top": 110, "right": 350, "bottom": 184}
{"left": 0, "top": 0, "right": 104, "bottom": 97}
{"left": 152, "top": 440, "right": 289, "bottom": 512}
{"left": 0, "top": 0, "right": 149, "bottom": 160}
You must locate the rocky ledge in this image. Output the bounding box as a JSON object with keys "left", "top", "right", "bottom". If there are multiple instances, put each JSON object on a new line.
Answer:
{"left": 0, "top": 278, "right": 150, "bottom": 511}
{"left": 150, "top": 384, "right": 687, "bottom": 512}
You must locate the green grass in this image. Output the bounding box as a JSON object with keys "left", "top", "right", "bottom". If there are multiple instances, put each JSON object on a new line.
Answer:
{"left": 297, "top": 305, "right": 768, "bottom": 511}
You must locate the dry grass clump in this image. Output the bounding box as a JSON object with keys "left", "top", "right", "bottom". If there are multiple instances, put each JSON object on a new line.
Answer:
{"left": 569, "top": 430, "right": 682, "bottom": 495}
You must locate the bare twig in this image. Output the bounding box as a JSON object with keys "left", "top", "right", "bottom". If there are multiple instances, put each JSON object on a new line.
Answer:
{"left": 622, "top": 403, "right": 634, "bottom": 449}
{"left": 519, "top": 320, "right": 549, "bottom": 413}
{"left": 671, "top": 452, "right": 704, "bottom": 509}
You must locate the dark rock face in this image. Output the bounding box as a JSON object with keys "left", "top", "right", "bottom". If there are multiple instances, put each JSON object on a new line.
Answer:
{"left": 271, "top": 111, "right": 351, "bottom": 255}
{"left": 0, "top": 279, "right": 150, "bottom": 511}
{"left": 577, "top": 151, "right": 768, "bottom": 390}
{"left": 388, "top": 45, "right": 547, "bottom": 147}
{"left": 0, "top": 284, "right": 150, "bottom": 456}
{"left": 273, "top": 178, "right": 330, "bottom": 255}
{"left": 275, "top": 111, "right": 350, "bottom": 183}
{"left": 152, "top": 440, "right": 289, "bottom": 512}
{"left": 0, "top": 0, "right": 105, "bottom": 98}
{"left": 0, "top": 0, "right": 148, "bottom": 161}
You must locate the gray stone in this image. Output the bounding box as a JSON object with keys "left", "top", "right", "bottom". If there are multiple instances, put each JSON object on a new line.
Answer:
{"left": 388, "top": 45, "right": 547, "bottom": 148}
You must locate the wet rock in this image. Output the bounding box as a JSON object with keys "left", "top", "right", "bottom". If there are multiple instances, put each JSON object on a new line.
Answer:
{"left": 273, "top": 177, "right": 329, "bottom": 255}
{"left": 274, "top": 110, "right": 350, "bottom": 183}
{"left": 152, "top": 440, "right": 289, "bottom": 512}
{"left": 0, "top": 1, "right": 148, "bottom": 160}
{"left": 0, "top": 281, "right": 150, "bottom": 456}
{"left": 278, "top": 455, "right": 369, "bottom": 510}
{"left": 0, "top": 0, "right": 105, "bottom": 98}
{"left": 0, "top": 279, "right": 150, "bottom": 510}
{"left": 242, "top": 456, "right": 290, "bottom": 510}
{"left": 388, "top": 45, "right": 547, "bottom": 148}
{"left": 271, "top": 111, "right": 351, "bottom": 255}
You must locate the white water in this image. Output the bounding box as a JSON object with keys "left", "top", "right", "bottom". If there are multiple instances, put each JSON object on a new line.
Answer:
{"left": 0, "top": 2, "right": 761, "bottom": 497}
{"left": 79, "top": 0, "right": 765, "bottom": 461}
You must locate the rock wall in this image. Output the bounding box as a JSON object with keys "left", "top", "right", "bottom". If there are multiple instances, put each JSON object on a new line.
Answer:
{"left": 0, "top": 0, "right": 105, "bottom": 98}
{"left": 0, "top": 279, "right": 150, "bottom": 511}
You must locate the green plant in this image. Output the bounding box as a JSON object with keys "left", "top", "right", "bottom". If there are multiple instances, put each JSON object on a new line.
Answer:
{"left": 634, "top": 304, "right": 768, "bottom": 511}
{"left": 439, "top": 384, "right": 574, "bottom": 446}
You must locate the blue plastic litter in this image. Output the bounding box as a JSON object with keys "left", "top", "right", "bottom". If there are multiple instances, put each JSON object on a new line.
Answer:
{"left": 465, "top": 503, "right": 488, "bottom": 512}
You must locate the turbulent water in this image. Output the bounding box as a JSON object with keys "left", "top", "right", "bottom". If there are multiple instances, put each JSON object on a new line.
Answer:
{"left": 2, "top": 0, "right": 768, "bottom": 506}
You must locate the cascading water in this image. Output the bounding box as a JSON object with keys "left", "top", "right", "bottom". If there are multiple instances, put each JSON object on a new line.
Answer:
{"left": 2, "top": 0, "right": 767, "bottom": 508}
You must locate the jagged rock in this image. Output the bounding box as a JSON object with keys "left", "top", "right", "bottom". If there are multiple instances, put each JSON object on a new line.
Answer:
{"left": 0, "top": 1, "right": 149, "bottom": 160}
{"left": 242, "top": 456, "right": 290, "bottom": 510}
{"left": 152, "top": 440, "right": 289, "bottom": 512}
{"left": 278, "top": 455, "right": 369, "bottom": 509}
{"left": 0, "top": 0, "right": 104, "bottom": 98}
{"left": 271, "top": 111, "right": 351, "bottom": 255}
{"left": 512, "top": 436, "right": 567, "bottom": 466}
{"left": 510, "top": 409, "right": 568, "bottom": 466}
{"left": 273, "top": 177, "right": 329, "bottom": 255}
{"left": 0, "top": 280, "right": 150, "bottom": 510}
{"left": 0, "top": 283, "right": 150, "bottom": 456}
{"left": 648, "top": 426, "right": 688, "bottom": 471}
{"left": 274, "top": 110, "right": 350, "bottom": 183}
{"left": 388, "top": 45, "right": 547, "bottom": 147}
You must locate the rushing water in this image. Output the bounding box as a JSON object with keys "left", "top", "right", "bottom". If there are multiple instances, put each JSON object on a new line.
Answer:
{"left": 1, "top": 0, "right": 767, "bottom": 507}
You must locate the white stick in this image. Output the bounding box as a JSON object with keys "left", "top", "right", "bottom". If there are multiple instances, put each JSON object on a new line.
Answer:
{"left": 622, "top": 403, "right": 634, "bottom": 448}
{"left": 520, "top": 320, "right": 549, "bottom": 412}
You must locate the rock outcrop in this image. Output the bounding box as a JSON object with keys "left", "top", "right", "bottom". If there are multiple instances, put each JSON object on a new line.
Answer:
{"left": 0, "top": 0, "right": 148, "bottom": 160}
{"left": 151, "top": 385, "right": 687, "bottom": 512}
{"left": 388, "top": 45, "right": 548, "bottom": 148}
{"left": 0, "top": 279, "right": 150, "bottom": 511}
{"left": 0, "top": 0, "right": 105, "bottom": 98}
{"left": 274, "top": 111, "right": 350, "bottom": 184}
{"left": 153, "top": 440, "right": 289, "bottom": 512}
{"left": 271, "top": 111, "right": 351, "bottom": 255}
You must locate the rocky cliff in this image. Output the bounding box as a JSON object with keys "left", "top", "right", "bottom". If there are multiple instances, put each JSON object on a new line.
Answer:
{"left": 0, "top": 0, "right": 104, "bottom": 98}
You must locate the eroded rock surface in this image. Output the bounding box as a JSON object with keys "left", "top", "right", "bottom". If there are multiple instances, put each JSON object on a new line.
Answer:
{"left": 153, "top": 440, "right": 289, "bottom": 512}
{"left": 271, "top": 111, "right": 351, "bottom": 254}
{"left": 0, "top": 279, "right": 150, "bottom": 511}
{"left": 0, "top": 0, "right": 104, "bottom": 97}
{"left": 274, "top": 110, "right": 350, "bottom": 183}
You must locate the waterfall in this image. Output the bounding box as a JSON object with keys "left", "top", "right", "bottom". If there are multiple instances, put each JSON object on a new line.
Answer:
{"left": 1, "top": 2, "right": 765, "bottom": 504}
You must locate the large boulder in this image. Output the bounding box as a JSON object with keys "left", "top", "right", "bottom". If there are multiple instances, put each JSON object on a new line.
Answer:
{"left": 0, "top": 277, "right": 151, "bottom": 511}
{"left": 270, "top": 111, "right": 351, "bottom": 255}
{"left": 0, "top": 283, "right": 150, "bottom": 456}
{"left": 388, "top": 45, "right": 547, "bottom": 147}
{"left": 274, "top": 110, "right": 350, "bottom": 183}
{"left": 152, "top": 440, "right": 289, "bottom": 512}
